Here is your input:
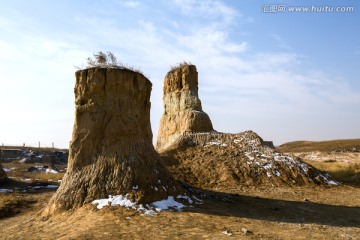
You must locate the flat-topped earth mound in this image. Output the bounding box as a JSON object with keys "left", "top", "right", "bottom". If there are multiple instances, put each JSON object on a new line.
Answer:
{"left": 161, "top": 131, "right": 337, "bottom": 189}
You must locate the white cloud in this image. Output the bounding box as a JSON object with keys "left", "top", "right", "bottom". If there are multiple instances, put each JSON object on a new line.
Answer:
{"left": 122, "top": 1, "right": 140, "bottom": 8}
{"left": 0, "top": 1, "right": 358, "bottom": 147}
{"left": 172, "top": 0, "right": 237, "bottom": 24}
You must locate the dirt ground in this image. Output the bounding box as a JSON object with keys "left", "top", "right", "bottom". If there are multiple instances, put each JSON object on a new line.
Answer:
{"left": 1, "top": 149, "right": 360, "bottom": 239}
{"left": 0, "top": 184, "right": 359, "bottom": 240}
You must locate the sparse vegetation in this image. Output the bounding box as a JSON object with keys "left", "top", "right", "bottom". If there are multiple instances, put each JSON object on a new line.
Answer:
{"left": 169, "top": 61, "right": 193, "bottom": 72}
{"left": 78, "top": 51, "right": 144, "bottom": 74}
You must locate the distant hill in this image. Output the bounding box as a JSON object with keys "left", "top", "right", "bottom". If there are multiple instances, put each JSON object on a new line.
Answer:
{"left": 277, "top": 139, "right": 360, "bottom": 153}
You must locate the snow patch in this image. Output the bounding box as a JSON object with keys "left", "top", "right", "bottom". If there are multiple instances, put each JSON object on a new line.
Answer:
{"left": 92, "top": 195, "right": 136, "bottom": 210}
{"left": 0, "top": 189, "right": 13, "bottom": 193}
{"left": 92, "top": 194, "right": 199, "bottom": 215}
{"left": 263, "top": 163, "right": 273, "bottom": 170}
{"left": 46, "top": 169, "right": 59, "bottom": 174}
{"left": 3, "top": 167, "right": 15, "bottom": 172}
{"left": 206, "top": 141, "right": 227, "bottom": 147}
{"left": 151, "top": 196, "right": 184, "bottom": 211}
{"left": 273, "top": 170, "right": 281, "bottom": 177}
{"left": 326, "top": 180, "right": 340, "bottom": 185}
{"left": 176, "top": 194, "right": 193, "bottom": 204}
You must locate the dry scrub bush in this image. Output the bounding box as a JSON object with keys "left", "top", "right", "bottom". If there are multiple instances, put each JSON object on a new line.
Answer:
{"left": 77, "top": 51, "right": 144, "bottom": 74}
{"left": 169, "top": 61, "right": 193, "bottom": 72}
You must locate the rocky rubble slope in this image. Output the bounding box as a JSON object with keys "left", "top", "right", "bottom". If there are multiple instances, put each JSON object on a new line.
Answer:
{"left": 161, "top": 131, "right": 338, "bottom": 188}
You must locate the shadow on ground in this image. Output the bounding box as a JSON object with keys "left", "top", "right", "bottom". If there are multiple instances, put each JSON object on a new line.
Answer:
{"left": 185, "top": 187, "right": 360, "bottom": 228}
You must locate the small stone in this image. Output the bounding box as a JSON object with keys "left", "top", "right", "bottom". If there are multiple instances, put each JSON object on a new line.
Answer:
{"left": 241, "top": 228, "right": 253, "bottom": 235}
{"left": 222, "top": 230, "right": 233, "bottom": 236}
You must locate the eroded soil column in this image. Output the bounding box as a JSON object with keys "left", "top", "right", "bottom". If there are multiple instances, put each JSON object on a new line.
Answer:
{"left": 46, "top": 67, "right": 182, "bottom": 213}
{"left": 156, "top": 64, "right": 213, "bottom": 152}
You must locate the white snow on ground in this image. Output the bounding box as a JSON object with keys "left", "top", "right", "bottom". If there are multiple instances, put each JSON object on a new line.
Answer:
{"left": 46, "top": 169, "right": 59, "bottom": 174}
{"left": 326, "top": 180, "right": 340, "bottom": 185}
{"left": 92, "top": 195, "right": 137, "bottom": 209}
{"left": 273, "top": 170, "right": 281, "bottom": 177}
{"left": 318, "top": 174, "right": 340, "bottom": 185}
{"left": 3, "top": 167, "right": 16, "bottom": 172}
{"left": 31, "top": 185, "right": 59, "bottom": 189}
{"left": 0, "top": 189, "right": 13, "bottom": 193}
{"left": 151, "top": 196, "right": 184, "bottom": 211}
{"left": 92, "top": 193, "right": 198, "bottom": 215}
{"left": 206, "top": 141, "right": 227, "bottom": 147}
{"left": 176, "top": 194, "right": 193, "bottom": 204}
{"left": 203, "top": 131, "right": 339, "bottom": 185}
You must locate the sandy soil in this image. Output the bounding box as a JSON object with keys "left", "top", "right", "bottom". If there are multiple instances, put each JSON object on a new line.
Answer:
{"left": 0, "top": 185, "right": 359, "bottom": 240}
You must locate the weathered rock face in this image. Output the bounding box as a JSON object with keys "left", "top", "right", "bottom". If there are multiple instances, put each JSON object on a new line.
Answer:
{"left": 46, "top": 67, "right": 183, "bottom": 213}
{"left": 156, "top": 65, "right": 213, "bottom": 152}
{"left": 0, "top": 163, "right": 7, "bottom": 182}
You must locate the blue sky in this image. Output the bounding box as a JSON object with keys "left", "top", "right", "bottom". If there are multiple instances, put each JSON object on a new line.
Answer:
{"left": 0, "top": 0, "right": 359, "bottom": 148}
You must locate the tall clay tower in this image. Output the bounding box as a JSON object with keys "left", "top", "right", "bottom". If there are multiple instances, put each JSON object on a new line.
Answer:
{"left": 156, "top": 64, "right": 213, "bottom": 152}
{"left": 46, "top": 67, "right": 183, "bottom": 213}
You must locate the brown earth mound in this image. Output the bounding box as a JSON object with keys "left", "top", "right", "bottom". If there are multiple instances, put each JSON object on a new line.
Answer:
{"left": 156, "top": 64, "right": 213, "bottom": 152}
{"left": 161, "top": 131, "right": 336, "bottom": 189}
{"left": 45, "top": 67, "right": 183, "bottom": 214}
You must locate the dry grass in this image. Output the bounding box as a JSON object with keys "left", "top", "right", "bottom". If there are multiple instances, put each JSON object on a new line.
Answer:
{"left": 277, "top": 139, "right": 360, "bottom": 153}
{"left": 169, "top": 61, "right": 193, "bottom": 72}
{"left": 278, "top": 139, "right": 360, "bottom": 186}
{"left": 303, "top": 160, "right": 360, "bottom": 186}
{"left": 2, "top": 162, "right": 65, "bottom": 182}
{"left": 1, "top": 186, "right": 360, "bottom": 239}
{"left": 0, "top": 194, "right": 37, "bottom": 219}
{"left": 78, "top": 51, "right": 144, "bottom": 75}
